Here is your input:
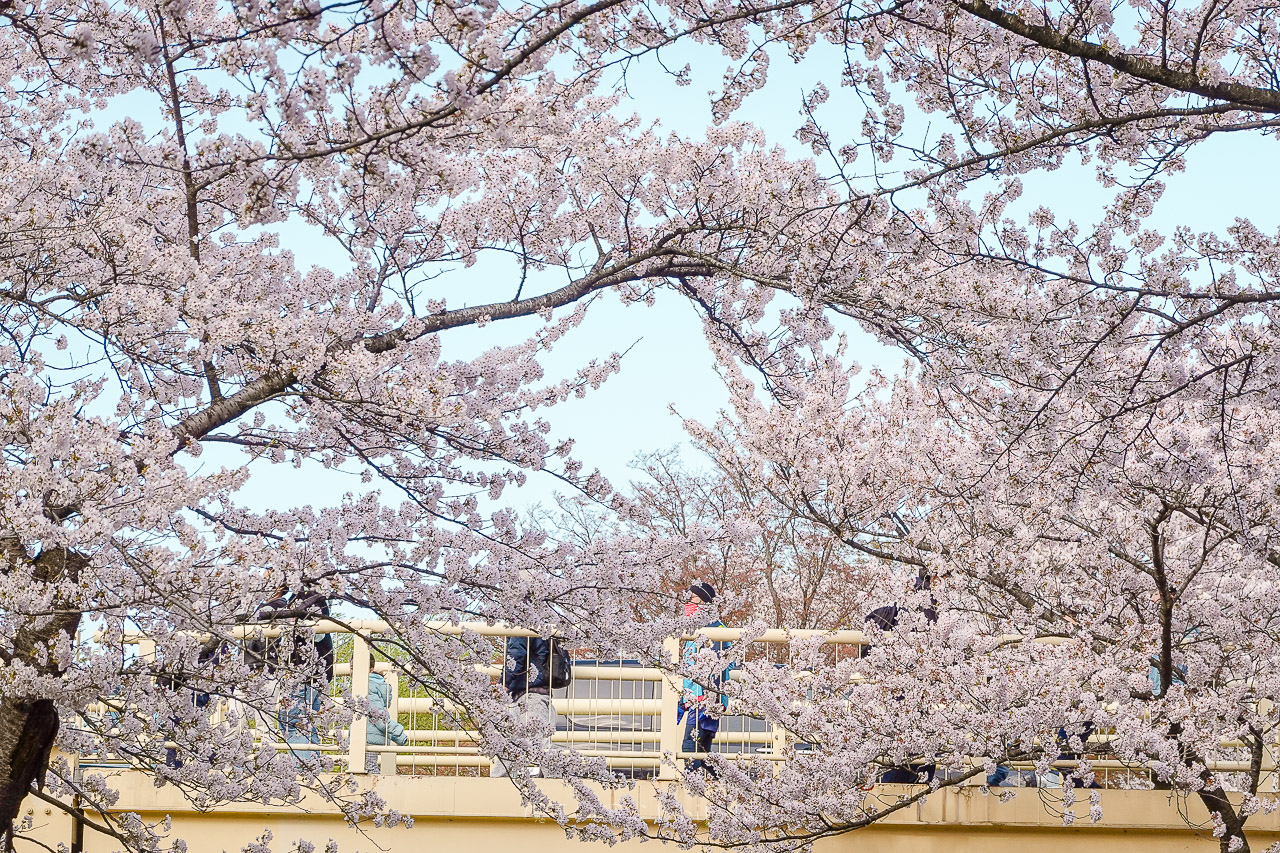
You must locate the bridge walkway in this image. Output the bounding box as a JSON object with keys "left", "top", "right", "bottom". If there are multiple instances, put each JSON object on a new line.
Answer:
{"left": 27, "top": 622, "right": 1279, "bottom": 852}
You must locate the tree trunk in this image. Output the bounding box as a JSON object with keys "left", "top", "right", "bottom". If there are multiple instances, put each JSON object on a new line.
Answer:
{"left": 0, "top": 543, "right": 86, "bottom": 830}
{"left": 1196, "top": 783, "right": 1250, "bottom": 853}
{"left": 0, "top": 699, "right": 60, "bottom": 827}
{"left": 1178, "top": 718, "right": 1251, "bottom": 853}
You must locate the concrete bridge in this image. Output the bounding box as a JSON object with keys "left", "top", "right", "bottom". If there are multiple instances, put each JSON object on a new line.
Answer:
{"left": 22, "top": 623, "right": 1280, "bottom": 852}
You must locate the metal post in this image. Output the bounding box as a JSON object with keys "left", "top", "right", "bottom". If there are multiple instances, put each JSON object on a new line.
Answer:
{"left": 382, "top": 668, "right": 399, "bottom": 776}
{"left": 772, "top": 721, "right": 789, "bottom": 777}
{"left": 1260, "top": 698, "right": 1278, "bottom": 793}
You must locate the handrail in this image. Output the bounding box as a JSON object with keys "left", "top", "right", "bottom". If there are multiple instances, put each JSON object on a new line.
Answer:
{"left": 79, "top": 622, "right": 1271, "bottom": 789}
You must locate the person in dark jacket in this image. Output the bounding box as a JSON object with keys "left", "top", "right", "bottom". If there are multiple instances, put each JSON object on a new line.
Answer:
{"left": 492, "top": 633, "right": 565, "bottom": 778}
{"left": 159, "top": 642, "right": 226, "bottom": 769}
{"left": 502, "top": 635, "right": 556, "bottom": 700}
{"left": 259, "top": 586, "right": 334, "bottom": 764}
{"left": 866, "top": 572, "right": 939, "bottom": 784}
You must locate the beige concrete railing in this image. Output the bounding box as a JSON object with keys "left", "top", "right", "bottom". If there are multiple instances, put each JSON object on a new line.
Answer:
{"left": 44, "top": 622, "right": 1280, "bottom": 853}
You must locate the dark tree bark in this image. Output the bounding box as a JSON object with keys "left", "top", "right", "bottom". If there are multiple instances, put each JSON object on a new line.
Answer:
{"left": 0, "top": 699, "right": 59, "bottom": 827}
{"left": 0, "top": 544, "right": 86, "bottom": 831}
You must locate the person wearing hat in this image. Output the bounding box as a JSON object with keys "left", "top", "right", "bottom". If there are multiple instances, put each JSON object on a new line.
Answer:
{"left": 678, "top": 581, "right": 733, "bottom": 777}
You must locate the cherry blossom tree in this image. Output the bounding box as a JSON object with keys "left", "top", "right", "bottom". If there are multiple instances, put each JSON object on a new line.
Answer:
{"left": 566, "top": 0, "right": 1280, "bottom": 834}
{"left": 4, "top": 0, "right": 1280, "bottom": 848}
{"left": 551, "top": 307, "right": 1278, "bottom": 853}
{"left": 643, "top": 2, "right": 1280, "bottom": 846}
{"left": 738, "top": 2, "right": 1280, "bottom": 847}
{"left": 0, "top": 0, "right": 850, "bottom": 845}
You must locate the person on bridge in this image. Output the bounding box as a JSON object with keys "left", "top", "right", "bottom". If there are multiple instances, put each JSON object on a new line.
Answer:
{"left": 256, "top": 586, "right": 335, "bottom": 765}
{"left": 158, "top": 642, "right": 226, "bottom": 769}
{"left": 492, "top": 631, "right": 571, "bottom": 778}
{"left": 865, "top": 571, "right": 939, "bottom": 785}
{"left": 679, "top": 581, "right": 733, "bottom": 778}
{"left": 365, "top": 650, "right": 408, "bottom": 774}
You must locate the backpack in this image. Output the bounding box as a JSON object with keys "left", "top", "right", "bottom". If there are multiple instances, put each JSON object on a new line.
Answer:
{"left": 549, "top": 639, "right": 572, "bottom": 689}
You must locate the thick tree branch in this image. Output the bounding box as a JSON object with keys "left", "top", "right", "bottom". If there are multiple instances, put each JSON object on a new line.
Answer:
{"left": 171, "top": 249, "right": 734, "bottom": 449}
{"left": 954, "top": 0, "right": 1280, "bottom": 113}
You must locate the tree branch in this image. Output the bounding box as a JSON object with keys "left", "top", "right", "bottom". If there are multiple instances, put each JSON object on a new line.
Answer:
{"left": 954, "top": 0, "right": 1280, "bottom": 113}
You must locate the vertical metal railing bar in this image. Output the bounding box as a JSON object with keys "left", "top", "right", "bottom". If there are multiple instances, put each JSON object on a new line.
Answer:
{"left": 382, "top": 665, "right": 400, "bottom": 776}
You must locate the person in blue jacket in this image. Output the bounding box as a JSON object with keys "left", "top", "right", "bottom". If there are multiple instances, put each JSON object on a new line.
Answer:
{"left": 365, "top": 650, "right": 407, "bottom": 774}
{"left": 679, "top": 581, "right": 734, "bottom": 777}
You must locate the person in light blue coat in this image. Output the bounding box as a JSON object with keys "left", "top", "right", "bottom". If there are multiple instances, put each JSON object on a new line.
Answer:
{"left": 366, "top": 651, "right": 407, "bottom": 774}
{"left": 679, "top": 582, "right": 734, "bottom": 777}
